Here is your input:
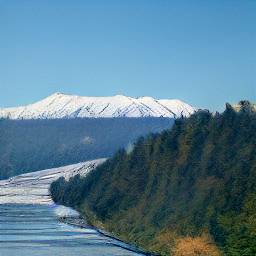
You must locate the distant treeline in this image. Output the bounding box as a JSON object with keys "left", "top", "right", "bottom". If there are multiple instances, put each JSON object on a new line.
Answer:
{"left": 51, "top": 101, "right": 256, "bottom": 255}
{"left": 0, "top": 117, "right": 173, "bottom": 179}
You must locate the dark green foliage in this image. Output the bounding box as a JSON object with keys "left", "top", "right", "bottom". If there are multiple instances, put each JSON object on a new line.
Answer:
{"left": 51, "top": 102, "right": 256, "bottom": 255}
{"left": 0, "top": 117, "right": 173, "bottom": 179}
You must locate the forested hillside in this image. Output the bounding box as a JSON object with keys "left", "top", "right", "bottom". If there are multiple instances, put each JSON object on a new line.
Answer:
{"left": 0, "top": 117, "right": 173, "bottom": 179}
{"left": 51, "top": 101, "right": 256, "bottom": 255}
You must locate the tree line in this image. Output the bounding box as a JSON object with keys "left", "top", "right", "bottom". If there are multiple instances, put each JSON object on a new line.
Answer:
{"left": 51, "top": 101, "right": 256, "bottom": 255}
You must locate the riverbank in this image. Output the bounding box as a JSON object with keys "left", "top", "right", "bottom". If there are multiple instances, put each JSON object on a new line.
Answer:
{"left": 58, "top": 214, "right": 156, "bottom": 256}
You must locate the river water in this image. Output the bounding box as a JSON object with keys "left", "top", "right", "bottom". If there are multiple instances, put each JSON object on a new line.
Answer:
{"left": 0, "top": 204, "right": 144, "bottom": 256}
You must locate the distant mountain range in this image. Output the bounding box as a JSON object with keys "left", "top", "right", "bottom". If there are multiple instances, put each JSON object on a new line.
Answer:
{"left": 0, "top": 117, "right": 174, "bottom": 179}
{"left": 0, "top": 93, "right": 195, "bottom": 119}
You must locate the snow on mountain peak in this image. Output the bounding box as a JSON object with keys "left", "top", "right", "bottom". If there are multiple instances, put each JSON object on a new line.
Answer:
{"left": 0, "top": 93, "right": 195, "bottom": 120}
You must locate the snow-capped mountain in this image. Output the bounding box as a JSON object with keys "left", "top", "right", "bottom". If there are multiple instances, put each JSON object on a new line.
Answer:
{"left": 0, "top": 92, "right": 195, "bottom": 119}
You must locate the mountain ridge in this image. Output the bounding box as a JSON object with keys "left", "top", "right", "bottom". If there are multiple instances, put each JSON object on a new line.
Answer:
{"left": 50, "top": 102, "right": 256, "bottom": 255}
{"left": 0, "top": 93, "right": 195, "bottom": 119}
{"left": 0, "top": 117, "right": 173, "bottom": 179}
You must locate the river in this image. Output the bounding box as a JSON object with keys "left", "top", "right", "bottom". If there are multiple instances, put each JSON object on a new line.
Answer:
{"left": 0, "top": 204, "right": 145, "bottom": 256}
{"left": 0, "top": 161, "right": 147, "bottom": 255}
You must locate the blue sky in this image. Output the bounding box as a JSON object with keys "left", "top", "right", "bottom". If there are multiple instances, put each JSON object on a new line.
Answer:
{"left": 0, "top": 0, "right": 255, "bottom": 111}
